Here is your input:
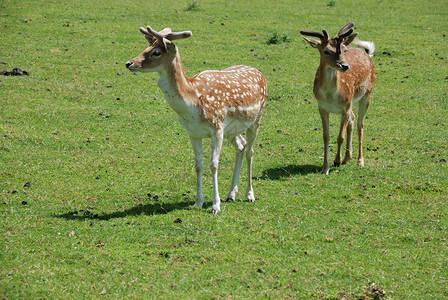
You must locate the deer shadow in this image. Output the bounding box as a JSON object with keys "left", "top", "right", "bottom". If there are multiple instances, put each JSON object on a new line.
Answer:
{"left": 55, "top": 197, "right": 194, "bottom": 221}
{"left": 258, "top": 164, "right": 321, "bottom": 180}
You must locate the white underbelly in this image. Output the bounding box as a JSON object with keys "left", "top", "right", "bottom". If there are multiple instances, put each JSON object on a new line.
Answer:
{"left": 179, "top": 117, "right": 213, "bottom": 138}
{"left": 319, "top": 100, "right": 345, "bottom": 114}
{"left": 223, "top": 118, "right": 254, "bottom": 138}
{"left": 178, "top": 116, "right": 254, "bottom": 139}
{"left": 177, "top": 110, "right": 256, "bottom": 139}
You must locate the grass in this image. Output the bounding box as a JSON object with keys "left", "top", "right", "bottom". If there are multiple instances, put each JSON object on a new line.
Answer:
{"left": 266, "top": 32, "right": 291, "bottom": 45}
{"left": 1, "top": 0, "right": 447, "bottom": 298}
{"left": 184, "top": 2, "right": 202, "bottom": 12}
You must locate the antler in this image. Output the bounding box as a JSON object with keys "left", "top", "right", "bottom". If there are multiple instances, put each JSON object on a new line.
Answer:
{"left": 301, "top": 22, "right": 354, "bottom": 42}
{"left": 300, "top": 29, "right": 329, "bottom": 42}
{"left": 140, "top": 26, "right": 192, "bottom": 43}
{"left": 336, "top": 22, "right": 354, "bottom": 39}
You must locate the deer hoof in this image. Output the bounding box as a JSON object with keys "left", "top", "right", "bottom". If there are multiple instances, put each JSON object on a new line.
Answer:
{"left": 247, "top": 191, "right": 255, "bottom": 202}
{"left": 211, "top": 209, "right": 220, "bottom": 215}
{"left": 226, "top": 198, "right": 235, "bottom": 203}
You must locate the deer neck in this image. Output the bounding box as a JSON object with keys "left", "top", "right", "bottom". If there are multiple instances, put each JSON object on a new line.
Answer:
{"left": 314, "top": 62, "right": 342, "bottom": 104}
{"left": 319, "top": 61, "right": 338, "bottom": 84}
{"left": 157, "top": 50, "right": 197, "bottom": 114}
{"left": 315, "top": 61, "right": 341, "bottom": 91}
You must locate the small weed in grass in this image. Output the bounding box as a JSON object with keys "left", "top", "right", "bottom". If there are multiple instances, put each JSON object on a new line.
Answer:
{"left": 266, "top": 32, "right": 291, "bottom": 45}
{"left": 184, "top": 2, "right": 201, "bottom": 11}
{"left": 327, "top": 0, "right": 336, "bottom": 7}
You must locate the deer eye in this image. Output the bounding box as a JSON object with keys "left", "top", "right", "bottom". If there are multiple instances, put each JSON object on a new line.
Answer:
{"left": 152, "top": 50, "right": 162, "bottom": 57}
{"left": 323, "top": 49, "right": 331, "bottom": 56}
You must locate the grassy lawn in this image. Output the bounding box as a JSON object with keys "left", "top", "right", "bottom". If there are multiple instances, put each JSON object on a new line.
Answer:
{"left": 1, "top": 0, "right": 447, "bottom": 298}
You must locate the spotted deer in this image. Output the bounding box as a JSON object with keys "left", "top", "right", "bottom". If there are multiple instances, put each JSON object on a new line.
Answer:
{"left": 300, "top": 22, "right": 375, "bottom": 175}
{"left": 126, "top": 26, "right": 267, "bottom": 214}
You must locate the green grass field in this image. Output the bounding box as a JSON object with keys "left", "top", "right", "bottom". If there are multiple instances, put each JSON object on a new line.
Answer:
{"left": 1, "top": 0, "right": 447, "bottom": 298}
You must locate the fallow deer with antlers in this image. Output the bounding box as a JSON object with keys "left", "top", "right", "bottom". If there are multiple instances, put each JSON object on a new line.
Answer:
{"left": 300, "top": 22, "right": 375, "bottom": 175}
{"left": 126, "top": 26, "right": 266, "bottom": 214}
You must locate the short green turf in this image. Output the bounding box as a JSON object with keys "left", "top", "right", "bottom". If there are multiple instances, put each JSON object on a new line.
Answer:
{"left": 1, "top": 0, "right": 447, "bottom": 298}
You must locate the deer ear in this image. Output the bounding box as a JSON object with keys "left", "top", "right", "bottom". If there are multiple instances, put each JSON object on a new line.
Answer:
{"left": 343, "top": 32, "right": 359, "bottom": 46}
{"left": 302, "top": 36, "right": 321, "bottom": 48}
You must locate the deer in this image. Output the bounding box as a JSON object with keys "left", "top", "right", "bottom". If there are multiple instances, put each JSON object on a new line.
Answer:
{"left": 300, "top": 22, "right": 375, "bottom": 175}
{"left": 125, "top": 26, "right": 267, "bottom": 214}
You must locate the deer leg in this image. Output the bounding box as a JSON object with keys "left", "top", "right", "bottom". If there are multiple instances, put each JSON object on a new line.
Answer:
{"left": 190, "top": 137, "right": 204, "bottom": 208}
{"left": 319, "top": 107, "right": 330, "bottom": 175}
{"left": 357, "top": 94, "right": 371, "bottom": 167}
{"left": 226, "top": 135, "right": 247, "bottom": 202}
{"left": 334, "top": 110, "right": 351, "bottom": 167}
{"left": 210, "top": 130, "right": 224, "bottom": 214}
{"left": 245, "top": 123, "right": 259, "bottom": 202}
{"left": 342, "top": 110, "right": 355, "bottom": 165}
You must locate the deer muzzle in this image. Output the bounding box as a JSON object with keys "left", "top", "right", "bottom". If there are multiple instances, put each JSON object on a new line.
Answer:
{"left": 337, "top": 62, "right": 350, "bottom": 72}
{"left": 125, "top": 61, "right": 134, "bottom": 69}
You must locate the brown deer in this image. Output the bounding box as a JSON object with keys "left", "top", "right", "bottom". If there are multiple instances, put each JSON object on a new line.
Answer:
{"left": 126, "top": 26, "right": 267, "bottom": 214}
{"left": 300, "top": 22, "right": 375, "bottom": 174}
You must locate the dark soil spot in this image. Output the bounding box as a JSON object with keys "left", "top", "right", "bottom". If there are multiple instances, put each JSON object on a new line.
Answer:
{"left": 1, "top": 67, "right": 29, "bottom": 76}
